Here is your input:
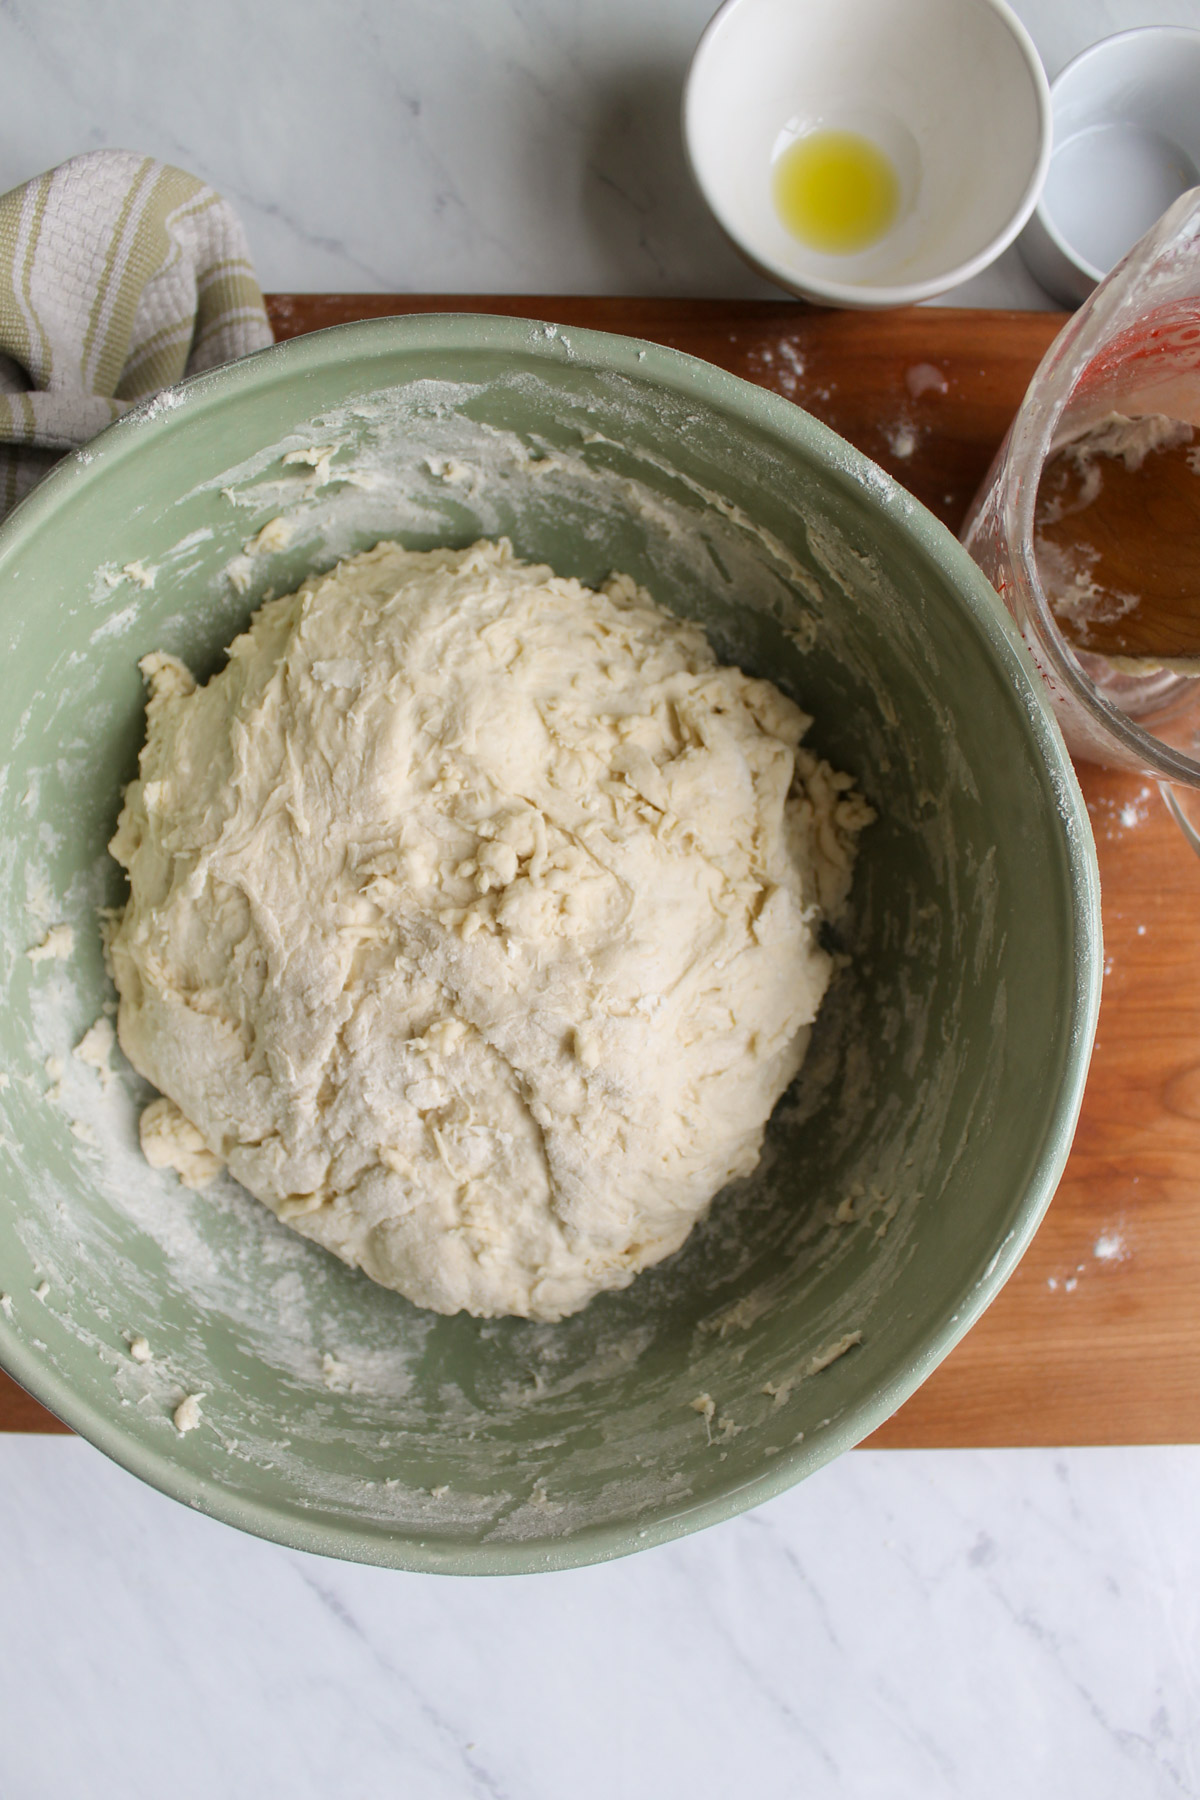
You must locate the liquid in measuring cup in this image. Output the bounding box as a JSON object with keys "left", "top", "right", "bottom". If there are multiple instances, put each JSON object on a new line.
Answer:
{"left": 1034, "top": 412, "right": 1200, "bottom": 667}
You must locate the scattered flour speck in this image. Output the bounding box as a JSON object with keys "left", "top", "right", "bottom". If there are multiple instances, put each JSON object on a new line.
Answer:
{"left": 27, "top": 924, "right": 74, "bottom": 964}
{"left": 905, "top": 363, "right": 949, "bottom": 399}
{"left": 174, "top": 1393, "right": 204, "bottom": 1434}
{"left": 74, "top": 1019, "right": 117, "bottom": 1089}
{"left": 689, "top": 1393, "right": 716, "bottom": 1441}
{"left": 320, "top": 1352, "right": 353, "bottom": 1390}
{"left": 245, "top": 515, "right": 293, "bottom": 556}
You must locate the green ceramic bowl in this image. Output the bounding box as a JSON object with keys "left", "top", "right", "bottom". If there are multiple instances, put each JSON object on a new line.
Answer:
{"left": 0, "top": 315, "right": 1100, "bottom": 1573}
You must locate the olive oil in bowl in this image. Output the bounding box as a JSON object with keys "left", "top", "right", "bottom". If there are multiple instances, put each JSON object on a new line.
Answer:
{"left": 773, "top": 129, "right": 900, "bottom": 255}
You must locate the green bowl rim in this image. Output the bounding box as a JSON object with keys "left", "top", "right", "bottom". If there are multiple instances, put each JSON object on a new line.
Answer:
{"left": 0, "top": 312, "right": 1103, "bottom": 1574}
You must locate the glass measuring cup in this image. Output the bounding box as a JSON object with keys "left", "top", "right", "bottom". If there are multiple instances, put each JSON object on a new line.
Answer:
{"left": 962, "top": 186, "right": 1200, "bottom": 850}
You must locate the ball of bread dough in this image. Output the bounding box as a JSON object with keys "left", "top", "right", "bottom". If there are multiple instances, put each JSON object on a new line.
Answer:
{"left": 108, "top": 539, "right": 871, "bottom": 1321}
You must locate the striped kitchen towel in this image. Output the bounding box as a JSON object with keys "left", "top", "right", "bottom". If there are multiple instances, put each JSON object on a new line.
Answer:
{"left": 0, "top": 149, "right": 273, "bottom": 517}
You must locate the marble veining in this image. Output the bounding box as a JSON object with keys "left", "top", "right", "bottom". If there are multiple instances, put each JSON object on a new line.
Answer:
{"left": 1, "top": 1439, "right": 1197, "bottom": 1799}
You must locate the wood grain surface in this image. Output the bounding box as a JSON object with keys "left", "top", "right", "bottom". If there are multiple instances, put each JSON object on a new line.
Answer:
{"left": 6, "top": 295, "right": 1198, "bottom": 1445}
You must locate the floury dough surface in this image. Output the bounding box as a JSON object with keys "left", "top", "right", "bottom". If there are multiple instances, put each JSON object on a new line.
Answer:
{"left": 108, "top": 540, "right": 872, "bottom": 1321}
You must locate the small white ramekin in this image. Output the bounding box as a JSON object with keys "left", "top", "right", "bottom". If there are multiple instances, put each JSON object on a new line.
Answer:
{"left": 1018, "top": 26, "right": 1200, "bottom": 309}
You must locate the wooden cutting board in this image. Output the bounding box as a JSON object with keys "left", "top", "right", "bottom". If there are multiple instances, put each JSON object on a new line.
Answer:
{"left": 5, "top": 296, "right": 1199, "bottom": 1445}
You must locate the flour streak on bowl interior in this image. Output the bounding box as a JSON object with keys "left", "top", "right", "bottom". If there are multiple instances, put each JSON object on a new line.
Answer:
{"left": 0, "top": 318, "right": 1100, "bottom": 1571}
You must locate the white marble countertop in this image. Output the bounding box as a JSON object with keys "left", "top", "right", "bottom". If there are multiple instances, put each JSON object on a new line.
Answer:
{"left": 1, "top": 1438, "right": 1197, "bottom": 1799}
{"left": 2, "top": 1, "right": 1200, "bottom": 1794}
{"left": 1, "top": 0, "right": 1197, "bottom": 306}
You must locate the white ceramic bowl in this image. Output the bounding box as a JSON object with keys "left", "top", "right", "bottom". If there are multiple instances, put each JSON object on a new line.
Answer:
{"left": 1018, "top": 27, "right": 1200, "bottom": 309}
{"left": 683, "top": 0, "right": 1051, "bottom": 309}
